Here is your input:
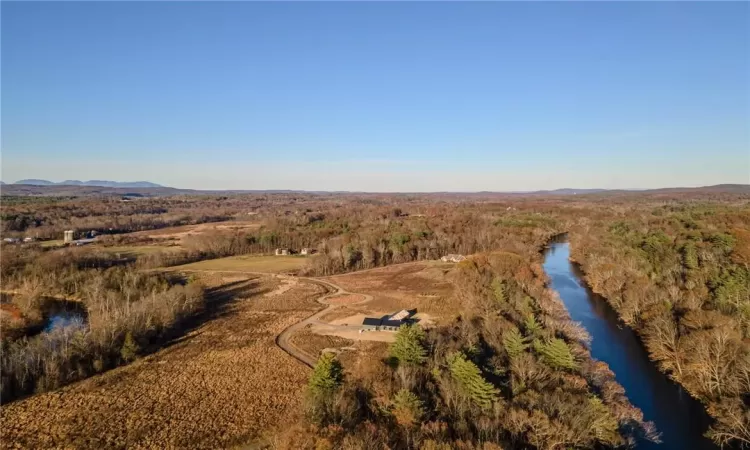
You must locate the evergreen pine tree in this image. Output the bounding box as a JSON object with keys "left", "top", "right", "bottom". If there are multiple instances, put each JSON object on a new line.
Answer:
{"left": 534, "top": 338, "right": 577, "bottom": 370}
{"left": 392, "top": 389, "right": 425, "bottom": 428}
{"left": 307, "top": 352, "right": 344, "bottom": 399}
{"left": 503, "top": 327, "right": 528, "bottom": 359}
{"left": 120, "top": 331, "right": 139, "bottom": 362}
{"left": 447, "top": 352, "right": 499, "bottom": 410}
{"left": 390, "top": 324, "right": 427, "bottom": 366}
{"left": 523, "top": 314, "right": 542, "bottom": 338}
{"left": 491, "top": 277, "right": 507, "bottom": 305}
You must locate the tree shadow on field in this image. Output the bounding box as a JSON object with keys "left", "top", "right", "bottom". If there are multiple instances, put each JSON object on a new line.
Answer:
{"left": 142, "top": 278, "right": 269, "bottom": 355}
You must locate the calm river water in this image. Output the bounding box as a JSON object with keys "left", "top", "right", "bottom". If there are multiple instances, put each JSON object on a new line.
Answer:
{"left": 542, "top": 241, "right": 717, "bottom": 450}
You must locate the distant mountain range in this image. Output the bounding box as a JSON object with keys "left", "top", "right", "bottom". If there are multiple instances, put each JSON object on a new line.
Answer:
{"left": 2, "top": 181, "right": 748, "bottom": 198}
{"left": 13, "top": 179, "right": 163, "bottom": 188}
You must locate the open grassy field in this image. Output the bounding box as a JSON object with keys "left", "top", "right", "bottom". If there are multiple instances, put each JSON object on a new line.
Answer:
{"left": 126, "top": 220, "right": 262, "bottom": 240}
{"left": 170, "top": 254, "right": 308, "bottom": 274}
{"left": 0, "top": 273, "right": 326, "bottom": 449}
{"left": 39, "top": 239, "right": 64, "bottom": 248}
{"left": 91, "top": 244, "right": 182, "bottom": 256}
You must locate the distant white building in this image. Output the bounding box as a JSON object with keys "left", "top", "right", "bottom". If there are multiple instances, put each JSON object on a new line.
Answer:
{"left": 275, "top": 248, "right": 290, "bottom": 256}
{"left": 300, "top": 247, "right": 311, "bottom": 255}
{"left": 440, "top": 254, "right": 466, "bottom": 263}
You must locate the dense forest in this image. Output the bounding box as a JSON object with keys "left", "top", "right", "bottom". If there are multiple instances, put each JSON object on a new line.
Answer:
{"left": 567, "top": 201, "right": 750, "bottom": 447}
{"left": 1, "top": 188, "right": 748, "bottom": 447}
{"left": 279, "top": 251, "right": 656, "bottom": 449}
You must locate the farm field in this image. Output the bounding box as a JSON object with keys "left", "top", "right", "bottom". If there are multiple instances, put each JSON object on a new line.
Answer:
{"left": 0, "top": 273, "right": 326, "bottom": 449}
{"left": 170, "top": 254, "right": 308, "bottom": 274}
{"left": 126, "top": 220, "right": 262, "bottom": 241}
{"left": 94, "top": 244, "right": 183, "bottom": 256}
{"left": 39, "top": 239, "right": 64, "bottom": 248}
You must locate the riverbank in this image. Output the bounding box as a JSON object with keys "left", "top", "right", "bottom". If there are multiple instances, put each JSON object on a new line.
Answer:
{"left": 567, "top": 248, "right": 731, "bottom": 423}
{"left": 543, "top": 241, "right": 717, "bottom": 449}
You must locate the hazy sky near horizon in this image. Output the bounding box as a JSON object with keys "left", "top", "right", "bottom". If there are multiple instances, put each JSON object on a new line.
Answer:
{"left": 2, "top": 2, "right": 748, "bottom": 191}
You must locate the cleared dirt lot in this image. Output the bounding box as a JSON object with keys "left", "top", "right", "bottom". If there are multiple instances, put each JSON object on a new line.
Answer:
{"left": 0, "top": 274, "right": 325, "bottom": 449}
{"left": 323, "top": 261, "right": 458, "bottom": 324}
{"left": 283, "top": 262, "right": 458, "bottom": 347}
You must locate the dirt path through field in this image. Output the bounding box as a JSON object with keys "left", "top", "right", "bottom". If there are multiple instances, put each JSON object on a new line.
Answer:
{"left": 1, "top": 267, "right": 382, "bottom": 449}
{"left": 165, "top": 268, "right": 376, "bottom": 368}
{"left": 1, "top": 275, "right": 328, "bottom": 449}
{"left": 275, "top": 278, "right": 373, "bottom": 367}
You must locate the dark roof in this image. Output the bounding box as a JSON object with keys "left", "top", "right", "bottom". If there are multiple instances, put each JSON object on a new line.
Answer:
{"left": 362, "top": 317, "right": 382, "bottom": 326}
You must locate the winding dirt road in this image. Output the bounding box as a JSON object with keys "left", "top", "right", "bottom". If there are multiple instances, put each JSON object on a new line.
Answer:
{"left": 275, "top": 277, "right": 374, "bottom": 368}
{"left": 167, "top": 268, "right": 375, "bottom": 368}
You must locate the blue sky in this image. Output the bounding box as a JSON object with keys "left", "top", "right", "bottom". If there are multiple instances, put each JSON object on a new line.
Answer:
{"left": 2, "top": 2, "right": 748, "bottom": 191}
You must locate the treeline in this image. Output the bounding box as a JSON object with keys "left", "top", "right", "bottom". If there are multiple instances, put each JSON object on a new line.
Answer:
{"left": 126, "top": 204, "right": 564, "bottom": 274}
{"left": 568, "top": 202, "right": 750, "bottom": 448}
{"left": 1, "top": 250, "right": 205, "bottom": 403}
{"left": 276, "top": 252, "right": 655, "bottom": 449}
{"left": 1, "top": 194, "right": 246, "bottom": 239}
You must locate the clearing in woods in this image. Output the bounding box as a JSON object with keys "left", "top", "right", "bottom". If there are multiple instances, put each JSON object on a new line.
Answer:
{"left": 322, "top": 261, "right": 457, "bottom": 325}
{"left": 126, "top": 220, "right": 262, "bottom": 240}
{"left": 283, "top": 262, "right": 459, "bottom": 352}
{"left": 0, "top": 273, "right": 327, "bottom": 449}
{"left": 170, "top": 254, "right": 308, "bottom": 274}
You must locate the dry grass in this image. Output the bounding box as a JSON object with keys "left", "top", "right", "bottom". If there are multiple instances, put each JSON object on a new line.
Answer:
{"left": 127, "top": 221, "right": 262, "bottom": 240}
{"left": 325, "top": 261, "right": 459, "bottom": 323}
{"left": 0, "top": 274, "right": 326, "bottom": 449}
{"left": 39, "top": 239, "right": 64, "bottom": 248}
{"left": 289, "top": 324, "right": 355, "bottom": 358}
{"left": 325, "top": 294, "right": 365, "bottom": 306}
{"left": 170, "top": 255, "right": 308, "bottom": 274}
{"left": 95, "top": 245, "right": 182, "bottom": 256}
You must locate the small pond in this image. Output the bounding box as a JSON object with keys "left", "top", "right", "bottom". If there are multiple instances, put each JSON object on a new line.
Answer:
{"left": 42, "top": 299, "right": 88, "bottom": 332}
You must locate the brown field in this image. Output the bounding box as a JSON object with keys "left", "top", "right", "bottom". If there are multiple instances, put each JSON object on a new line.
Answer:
{"left": 94, "top": 244, "right": 183, "bottom": 256}
{"left": 323, "top": 261, "right": 458, "bottom": 323}
{"left": 324, "top": 293, "right": 366, "bottom": 306}
{"left": 0, "top": 273, "right": 326, "bottom": 449}
{"left": 127, "top": 221, "right": 262, "bottom": 241}
{"left": 39, "top": 239, "right": 64, "bottom": 248}
{"left": 170, "top": 255, "right": 308, "bottom": 274}
{"left": 289, "top": 324, "right": 356, "bottom": 358}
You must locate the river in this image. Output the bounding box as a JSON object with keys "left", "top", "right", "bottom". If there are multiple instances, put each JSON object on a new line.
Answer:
{"left": 542, "top": 241, "right": 717, "bottom": 450}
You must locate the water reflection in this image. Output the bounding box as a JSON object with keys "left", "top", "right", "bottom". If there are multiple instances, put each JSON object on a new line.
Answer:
{"left": 542, "top": 242, "right": 716, "bottom": 450}
{"left": 42, "top": 300, "right": 88, "bottom": 333}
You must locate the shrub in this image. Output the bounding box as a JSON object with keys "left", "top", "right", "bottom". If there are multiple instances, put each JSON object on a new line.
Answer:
{"left": 120, "top": 332, "right": 139, "bottom": 362}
